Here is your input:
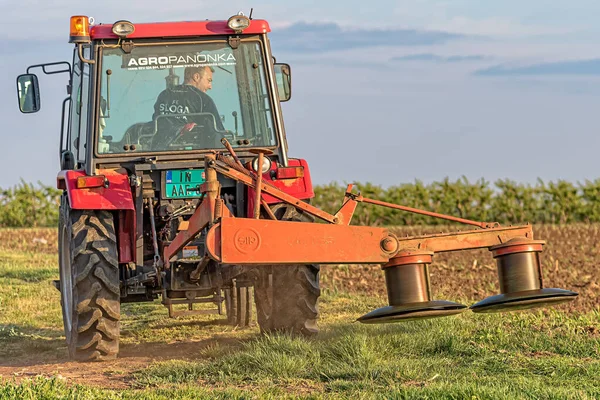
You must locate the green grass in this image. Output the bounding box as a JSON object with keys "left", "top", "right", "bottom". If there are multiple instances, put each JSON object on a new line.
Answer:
{"left": 1, "top": 231, "right": 599, "bottom": 399}
{"left": 129, "top": 302, "right": 600, "bottom": 398}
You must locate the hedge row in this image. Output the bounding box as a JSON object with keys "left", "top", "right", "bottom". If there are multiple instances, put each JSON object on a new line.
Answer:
{"left": 313, "top": 177, "right": 600, "bottom": 226}
{"left": 2, "top": 177, "right": 600, "bottom": 227}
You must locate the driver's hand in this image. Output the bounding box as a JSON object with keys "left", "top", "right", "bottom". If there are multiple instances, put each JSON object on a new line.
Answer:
{"left": 182, "top": 123, "right": 197, "bottom": 132}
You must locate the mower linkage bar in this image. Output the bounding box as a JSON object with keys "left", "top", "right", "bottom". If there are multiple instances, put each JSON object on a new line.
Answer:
{"left": 213, "top": 147, "right": 498, "bottom": 229}
{"left": 345, "top": 186, "right": 499, "bottom": 229}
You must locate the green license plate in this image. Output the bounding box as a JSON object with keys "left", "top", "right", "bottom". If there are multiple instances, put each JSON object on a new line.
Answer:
{"left": 165, "top": 169, "right": 206, "bottom": 198}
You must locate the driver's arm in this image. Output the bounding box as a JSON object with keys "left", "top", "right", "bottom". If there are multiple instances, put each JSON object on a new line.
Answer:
{"left": 203, "top": 96, "right": 225, "bottom": 131}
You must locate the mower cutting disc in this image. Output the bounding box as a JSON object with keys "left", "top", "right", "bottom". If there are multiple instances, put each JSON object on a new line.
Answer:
{"left": 357, "top": 300, "right": 467, "bottom": 324}
{"left": 470, "top": 288, "right": 577, "bottom": 313}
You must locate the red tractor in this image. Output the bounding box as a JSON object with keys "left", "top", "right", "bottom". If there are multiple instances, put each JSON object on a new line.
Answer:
{"left": 17, "top": 13, "right": 577, "bottom": 361}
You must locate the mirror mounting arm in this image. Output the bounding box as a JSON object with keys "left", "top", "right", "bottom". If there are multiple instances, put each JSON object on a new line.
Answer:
{"left": 26, "top": 61, "right": 71, "bottom": 76}
{"left": 78, "top": 43, "right": 95, "bottom": 64}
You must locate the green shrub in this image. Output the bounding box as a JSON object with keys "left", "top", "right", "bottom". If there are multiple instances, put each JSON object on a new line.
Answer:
{"left": 0, "top": 180, "right": 60, "bottom": 228}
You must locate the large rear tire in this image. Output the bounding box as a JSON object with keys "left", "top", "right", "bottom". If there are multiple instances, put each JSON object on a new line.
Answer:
{"left": 254, "top": 204, "right": 321, "bottom": 336}
{"left": 59, "top": 198, "right": 120, "bottom": 361}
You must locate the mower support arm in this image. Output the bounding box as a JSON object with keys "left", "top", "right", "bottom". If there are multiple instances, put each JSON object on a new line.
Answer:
{"left": 204, "top": 217, "right": 535, "bottom": 265}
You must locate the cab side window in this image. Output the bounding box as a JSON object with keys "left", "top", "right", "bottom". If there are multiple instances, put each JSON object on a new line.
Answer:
{"left": 69, "top": 47, "right": 91, "bottom": 167}
{"left": 69, "top": 56, "right": 81, "bottom": 157}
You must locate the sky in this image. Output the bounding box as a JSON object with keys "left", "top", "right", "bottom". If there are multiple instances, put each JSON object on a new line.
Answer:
{"left": 2, "top": 0, "right": 600, "bottom": 189}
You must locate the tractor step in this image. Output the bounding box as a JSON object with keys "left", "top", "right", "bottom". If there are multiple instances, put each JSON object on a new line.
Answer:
{"left": 162, "top": 293, "right": 224, "bottom": 318}
{"left": 165, "top": 304, "right": 220, "bottom": 318}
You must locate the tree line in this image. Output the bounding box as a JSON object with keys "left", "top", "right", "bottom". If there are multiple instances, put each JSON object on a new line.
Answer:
{"left": 2, "top": 177, "right": 600, "bottom": 227}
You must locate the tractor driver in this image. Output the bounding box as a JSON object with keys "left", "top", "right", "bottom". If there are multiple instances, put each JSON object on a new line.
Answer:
{"left": 152, "top": 65, "right": 225, "bottom": 140}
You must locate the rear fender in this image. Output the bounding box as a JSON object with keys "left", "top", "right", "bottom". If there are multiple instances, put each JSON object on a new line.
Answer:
{"left": 57, "top": 169, "right": 134, "bottom": 210}
{"left": 57, "top": 169, "right": 136, "bottom": 263}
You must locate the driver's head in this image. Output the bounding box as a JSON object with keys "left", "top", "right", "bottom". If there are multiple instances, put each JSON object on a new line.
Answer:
{"left": 184, "top": 66, "right": 213, "bottom": 93}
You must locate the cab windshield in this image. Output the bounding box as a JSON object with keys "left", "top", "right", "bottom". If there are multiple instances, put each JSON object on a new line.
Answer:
{"left": 97, "top": 41, "right": 277, "bottom": 154}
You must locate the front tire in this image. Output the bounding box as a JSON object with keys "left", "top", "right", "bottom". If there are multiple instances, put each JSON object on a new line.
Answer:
{"left": 59, "top": 199, "right": 120, "bottom": 361}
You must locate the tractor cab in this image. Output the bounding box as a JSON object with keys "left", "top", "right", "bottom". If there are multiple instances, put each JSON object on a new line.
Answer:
{"left": 18, "top": 14, "right": 292, "bottom": 171}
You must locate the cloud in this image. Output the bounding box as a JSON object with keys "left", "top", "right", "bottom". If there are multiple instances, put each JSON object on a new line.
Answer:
{"left": 474, "top": 59, "right": 600, "bottom": 76}
{"left": 270, "top": 22, "right": 464, "bottom": 53}
{"left": 424, "top": 16, "right": 571, "bottom": 37}
{"left": 390, "top": 3, "right": 582, "bottom": 37}
{"left": 390, "top": 53, "right": 491, "bottom": 63}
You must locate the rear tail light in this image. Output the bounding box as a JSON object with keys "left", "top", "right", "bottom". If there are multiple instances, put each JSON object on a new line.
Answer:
{"left": 76, "top": 175, "right": 107, "bottom": 189}
{"left": 276, "top": 166, "right": 304, "bottom": 179}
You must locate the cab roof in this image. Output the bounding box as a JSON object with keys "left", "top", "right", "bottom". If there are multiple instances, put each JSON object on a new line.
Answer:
{"left": 90, "top": 19, "right": 271, "bottom": 40}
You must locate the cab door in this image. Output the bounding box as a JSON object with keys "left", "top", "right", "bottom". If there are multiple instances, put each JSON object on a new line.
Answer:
{"left": 65, "top": 46, "right": 91, "bottom": 170}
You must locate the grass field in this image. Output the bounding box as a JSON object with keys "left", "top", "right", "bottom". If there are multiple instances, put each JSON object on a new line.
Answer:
{"left": 0, "top": 226, "right": 598, "bottom": 399}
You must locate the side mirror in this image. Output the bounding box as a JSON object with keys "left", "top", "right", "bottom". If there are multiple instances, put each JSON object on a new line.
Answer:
{"left": 16, "top": 74, "right": 41, "bottom": 113}
{"left": 274, "top": 63, "right": 291, "bottom": 102}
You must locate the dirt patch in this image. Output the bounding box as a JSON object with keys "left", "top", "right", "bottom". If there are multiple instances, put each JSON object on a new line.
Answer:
{"left": 0, "top": 358, "right": 147, "bottom": 389}
{"left": 528, "top": 350, "right": 557, "bottom": 358}
{"left": 0, "top": 336, "right": 248, "bottom": 389}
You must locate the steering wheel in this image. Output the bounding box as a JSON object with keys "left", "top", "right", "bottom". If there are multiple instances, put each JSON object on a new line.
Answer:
{"left": 153, "top": 113, "right": 225, "bottom": 150}
{"left": 168, "top": 124, "right": 223, "bottom": 148}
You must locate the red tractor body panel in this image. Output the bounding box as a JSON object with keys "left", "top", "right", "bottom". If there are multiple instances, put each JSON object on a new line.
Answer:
{"left": 57, "top": 169, "right": 134, "bottom": 210}
{"left": 117, "top": 209, "right": 136, "bottom": 264}
{"left": 90, "top": 19, "right": 271, "bottom": 40}
{"left": 247, "top": 158, "right": 314, "bottom": 217}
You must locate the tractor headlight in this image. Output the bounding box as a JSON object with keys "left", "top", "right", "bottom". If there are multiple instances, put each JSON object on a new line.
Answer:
{"left": 227, "top": 14, "right": 250, "bottom": 33}
{"left": 112, "top": 20, "right": 135, "bottom": 38}
{"left": 252, "top": 156, "right": 272, "bottom": 174}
